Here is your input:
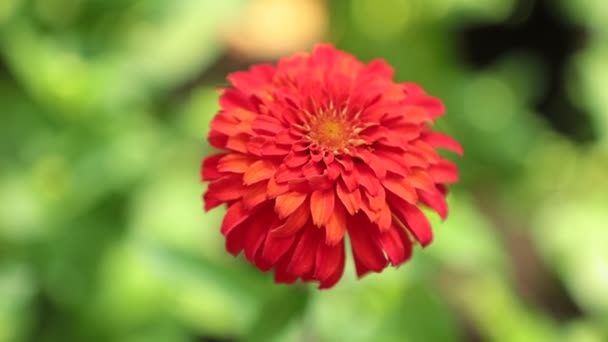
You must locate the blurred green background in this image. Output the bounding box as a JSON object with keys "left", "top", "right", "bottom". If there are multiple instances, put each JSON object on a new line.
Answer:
{"left": 1, "top": 0, "right": 607, "bottom": 341}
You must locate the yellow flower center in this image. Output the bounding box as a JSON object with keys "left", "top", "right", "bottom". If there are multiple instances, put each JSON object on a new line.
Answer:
{"left": 309, "top": 117, "right": 351, "bottom": 151}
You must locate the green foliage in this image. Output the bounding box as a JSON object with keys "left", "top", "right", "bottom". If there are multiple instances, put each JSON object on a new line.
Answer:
{"left": 1, "top": 0, "right": 607, "bottom": 341}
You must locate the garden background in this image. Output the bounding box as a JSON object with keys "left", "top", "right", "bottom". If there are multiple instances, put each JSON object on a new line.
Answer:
{"left": 1, "top": 0, "right": 607, "bottom": 341}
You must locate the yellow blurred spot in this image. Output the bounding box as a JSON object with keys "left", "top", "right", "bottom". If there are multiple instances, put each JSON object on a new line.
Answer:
{"left": 224, "top": 0, "right": 328, "bottom": 60}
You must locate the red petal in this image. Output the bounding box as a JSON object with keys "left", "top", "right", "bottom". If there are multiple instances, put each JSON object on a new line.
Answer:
{"left": 244, "top": 216, "right": 270, "bottom": 262}
{"left": 418, "top": 188, "right": 448, "bottom": 220}
{"left": 336, "top": 155, "right": 354, "bottom": 172}
{"left": 359, "top": 125, "right": 389, "bottom": 143}
{"left": 310, "top": 149, "right": 323, "bottom": 162}
{"left": 403, "top": 152, "right": 430, "bottom": 168}
{"left": 336, "top": 180, "right": 361, "bottom": 215}
{"left": 424, "top": 133, "right": 464, "bottom": 156}
{"left": 326, "top": 162, "right": 341, "bottom": 180}
{"left": 273, "top": 247, "right": 298, "bottom": 284}
{"left": 275, "top": 192, "right": 308, "bottom": 219}
{"left": 389, "top": 197, "right": 433, "bottom": 247}
{"left": 261, "top": 142, "right": 291, "bottom": 156}
{"left": 287, "top": 178, "right": 313, "bottom": 193}
{"left": 227, "top": 64, "right": 274, "bottom": 94}
{"left": 302, "top": 160, "right": 324, "bottom": 178}
{"left": 275, "top": 164, "right": 302, "bottom": 183}
{"left": 219, "top": 88, "right": 254, "bottom": 111}
{"left": 392, "top": 124, "right": 421, "bottom": 143}
{"left": 359, "top": 196, "right": 376, "bottom": 225}
{"left": 310, "top": 189, "right": 335, "bottom": 227}
{"left": 252, "top": 115, "right": 285, "bottom": 135}
{"left": 307, "top": 174, "right": 334, "bottom": 191}
{"left": 220, "top": 201, "right": 250, "bottom": 235}
{"left": 323, "top": 151, "right": 335, "bottom": 165}
{"left": 201, "top": 154, "right": 225, "bottom": 181}
{"left": 364, "top": 59, "right": 394, "bottom": 79}
{"left": 356, "top": 164, "right": 381, "bottom": 196}
{"left": 275, "top": 129, "right": 300, "bottom": 145}
{"left": 356, "top": 149, "right": 387, "bottom": 178}
{"left": 428, "top": 160, "right": 459, "bottom": 184}
{"left": 209, "top": 131, "right": 229, "bottom": 150}
{"left": 242, "top": 182, "right": 269, "bottom": 210}
{"left": 365, "top": 186, "right": 386, "bottom": 212}
{"left": 373, "top": 150, "right": 407, "bottom": 174}
{"left": 400, "top": 106, "right": 432, "bottom": 124}
{"left": 225, "top": 223, "right": 247, "bottom": 256}
{"left": 347, "top": 215, "right": 387, "bottom": 277}
{"left": 325, "top": 202, "right": 347, "bottom": 245}
{"left": 246, "top": 136, "right": 266, "bottom": 156}
{"left": 271, "top": 199, "right": 310, "bottom": 238}
{"left": 260, "top": 233, "right": 297, "bottom": 266}
{"left": 287, "top": 226, "right": 322, "bottom": 276}
{"left": 243, "top": 160, "right": 275, "bottom": 185}
{"left": 285, "top": 151, "right": 310, "bottom": 168}
{"left": 341, "top": 167, "right": 359, "bottom": 192}
{"left": 204, "top": 175, "right": 243, "bottom": 210}
{"left": 210, "top": 113, "right": 238, "bottom": 136}
{"left": 229, "top": 108, "right": 256, "bottom": 129}
{"left": 315, "top": 241, "right": 345, "bottom": 289}
{"left": 411, "top": 140, "right": 440, "bottom": 164}
{"left": 406, "top": 95, "right": 445, "bottom": 118}
{"left": 379, "top": 223, "right": 413, "bottom": 266}
{"left": 402, "top": 82, "right": 425, "bottom": 95}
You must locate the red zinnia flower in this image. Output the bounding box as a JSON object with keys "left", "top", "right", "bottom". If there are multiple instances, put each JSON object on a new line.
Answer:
{"left": 202, "top": 44, "right": 462, "bottom": 289}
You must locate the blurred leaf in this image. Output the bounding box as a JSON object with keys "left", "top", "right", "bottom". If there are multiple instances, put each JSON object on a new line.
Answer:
{"left": 0, "top": 261, "right": 36, "bottom": 342}
{"left": 245, "top": 287, "right": 310, "bottom": 342}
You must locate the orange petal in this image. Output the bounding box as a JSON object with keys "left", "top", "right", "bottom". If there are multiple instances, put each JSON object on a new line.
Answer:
{"left": 408, "top": 169, "right": 435, "bottom": 193}
{"left": 243, "top": 160, "right": 275, "bottom": 185}
{"left": 382, "top": 175, "right": 418, "bottom": 204}
{"left": 275, "top": 192, "right": 308, "bottom": 219}
{"left": 310, "top": 189, "right": 335, "bottom": 226}
{"left": 325, "top": 202, "right": 347, "bottom": 245}
{"left": 336, "top": 180, "right": 361, "bottom": 215}
{"left": 218, "top": 153, "right": 256, "bottom": 173}
{"left": 226, "top": 133, "right": 249, "bottom": 153}
{"left": 365, "top": 186, "right": 386, "bottom": 212}
{"left": 376, "top": 202, "right": 392, "bottom": 232}
{"left": 359, "top": 192, "right": 378, "bottom": 224}
{"left": 411, "top": 140, "right": 440, "bottom": 164}
{"left": 267, "top": 176, "right": 289, "bottom": 198}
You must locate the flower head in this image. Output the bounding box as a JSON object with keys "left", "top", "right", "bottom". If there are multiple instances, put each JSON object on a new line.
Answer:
{"left": 202, "top": 44, "right": 462, "bottom": 288}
